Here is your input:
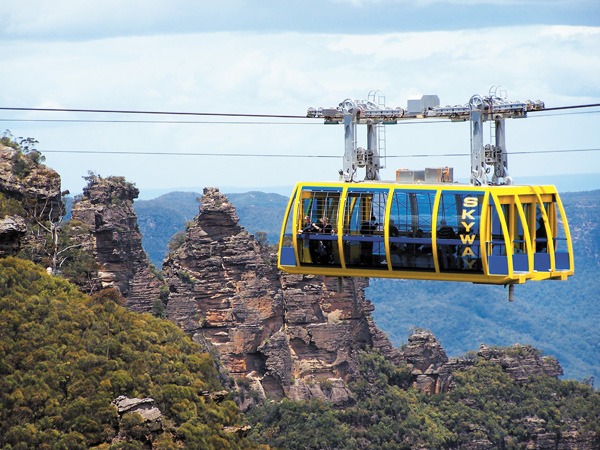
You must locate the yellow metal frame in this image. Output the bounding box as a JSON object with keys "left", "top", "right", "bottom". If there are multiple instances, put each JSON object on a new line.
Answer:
{"left": 277, "top": 181, "right": 574, "bottom": 285}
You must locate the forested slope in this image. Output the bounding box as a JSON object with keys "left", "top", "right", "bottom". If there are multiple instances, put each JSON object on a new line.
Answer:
{"left": 0, "top": 258, "right": 261, "bottom": 449}
{"left": 246, "top": 351, "right": 600, "bottom": 449}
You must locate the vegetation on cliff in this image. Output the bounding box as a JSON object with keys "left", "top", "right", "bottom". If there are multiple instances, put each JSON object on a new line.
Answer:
{"left": 0, "top": 258, "right": 261, "bottom": 449}
{"left": 246, "top": 351, "right": 600, "bottom": 449}
{"left": 1, "top": 133, "right": 96, "bottom": 283}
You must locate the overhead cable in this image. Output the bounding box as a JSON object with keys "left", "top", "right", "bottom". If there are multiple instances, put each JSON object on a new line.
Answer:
{"left": 39, "top": 148, "right": 600, "bottom": 158}
{"left": 0, "top": 106, "right": 308, "bottom": 119}
{"left": 0, "top": 102, "right": 598, "bottom": 120}
{"left": 0, "top": 118, "right": 316, "bottom": 125}
{"left": 1, "top": 108, "right": 597, "bottom": 126}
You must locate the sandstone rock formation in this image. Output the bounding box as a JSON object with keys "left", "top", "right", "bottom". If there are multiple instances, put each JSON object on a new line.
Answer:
{"left": 0, "top": 215, "right": 26, "bottom": 257}
{"left": 112, "top": 396, "right": 163, "bottom": 445}
{"left": 0, "top": 145, "right": 62, "bottom": 218}
{"left": 477, "top": 342, "right": 563, "bottom": 381}
{"left": 0, "top": 144, "right": 63, "bottom": 257}
{"left": 70, "top": 174, "right": 162, "bottom": 313}
{"left": 162, "top": 187, "right": 401, "bottom": 407}
{"left": 399, "top": 330, "right": 564, "bottom": 395}
{"left": 399, "top": 329, "right": 454, "bottom": 394}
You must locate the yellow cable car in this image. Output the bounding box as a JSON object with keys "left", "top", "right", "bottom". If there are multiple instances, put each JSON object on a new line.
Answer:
{"left": 277, "top": 181, "right": 574, "bottom": 285}
{"left": 278, "top": 92, "right": 574, "bottom": 294}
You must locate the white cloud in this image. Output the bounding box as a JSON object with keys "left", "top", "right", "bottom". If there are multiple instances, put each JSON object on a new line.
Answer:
{"left": 0, "top": 24, "right": 598, "bottom": 195}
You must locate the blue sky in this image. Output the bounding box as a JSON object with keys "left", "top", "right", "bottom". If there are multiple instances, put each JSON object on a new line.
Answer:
{"left": 1, "top": 0, "right": 599, "bottom": 198}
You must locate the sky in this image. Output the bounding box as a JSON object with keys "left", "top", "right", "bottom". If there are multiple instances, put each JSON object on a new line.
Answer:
{"left": 1, "top": 0, "right": 599, "bottom": 199}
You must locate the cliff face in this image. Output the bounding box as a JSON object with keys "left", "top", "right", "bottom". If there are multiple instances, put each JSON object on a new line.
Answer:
{"left": 0, "top": 145, "right": 62, "bottom": 257}
{"left": 162, "top": 187, "right": 401, "bottom": 406}
{"left": 70, "top": 175, "right": 162, "bottom": 313}
{"left": 0, "top": 215, "right": 26, "bottom": 257}
{"left": 0, "top": 146, "right": 62, "bottom": 214}
{"left": 400, "top": 330, "right": 564, "bottom": 395}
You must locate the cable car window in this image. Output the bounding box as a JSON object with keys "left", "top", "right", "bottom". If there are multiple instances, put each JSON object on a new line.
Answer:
{"left": 512, "top": 198, "right": 530, "bottom": 272}
{"left": 438, "top": 191, "right": 483, "bottom": 273}
{"left": 389, "top": 189, "right": 436, "bottom": 271}
{"left": 343, "top": 188, "right": 388, "bottom": 269}
{"left": 296, "top": 187, "right": 342, "bottom": 266}
{"left": 548, "top": 196, "right": 570, "bottom": 270}
{"left": 549, "top": 201, "right": 565, "bottom": 252}
{"left": 279, "top": 189, "right": 298, "bottom": 267}
{"left": 534, "top": 202, "right": 549, "bottom": 253}
{"left": 490, "top": 200, "right": 509, "bottom": 256}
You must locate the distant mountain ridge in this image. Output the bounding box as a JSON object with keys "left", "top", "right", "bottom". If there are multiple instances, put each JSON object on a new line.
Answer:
{"left": 134, "top": 190, "right": 289, "bottom": 267}
{"left": 135, "top": 173, "right": 600, "bottom": 201}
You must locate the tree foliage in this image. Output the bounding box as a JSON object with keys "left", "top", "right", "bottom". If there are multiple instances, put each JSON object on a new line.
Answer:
{"left": 246, "top": 350, "right": 600, "bottom": 449}
{"left": 0, "top": 258, "right": 261, "bottom": 449}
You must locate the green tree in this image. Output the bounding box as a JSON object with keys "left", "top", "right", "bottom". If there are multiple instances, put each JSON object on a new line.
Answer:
{"left": 0, "top": 258, "right": 261, "bottom": 449}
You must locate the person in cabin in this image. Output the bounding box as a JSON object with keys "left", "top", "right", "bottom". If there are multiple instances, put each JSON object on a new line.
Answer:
{"left": 318, "top": 216, "right": 334, "bottom": 263}
{"left": 360, "top": 215, "right": 378, "bottom": 264}
{"left": 536, "top": 217, "right": 548, "bottom": 252}
{"left": 302, "top": 215, "right": 320, "bottom": 233}
{"left": 301, "top": 215, "right": 321, "bottom": 263}
{"left": 437, "top": 220, "right": 457, "bottom": 268}
{"left": 389, "top": 219, "right": 401, "bottom": 252}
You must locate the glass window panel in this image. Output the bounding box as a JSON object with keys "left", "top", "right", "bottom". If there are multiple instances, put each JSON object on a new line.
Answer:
{"left": 439, "top": 191, "right": 483, "bottom": 273}
{"left": 297, "top": 187, "right": 342, "bottom": 265}
{"left": 343, "top": 188, "right": 388, "bottom": 268}
{"left": 389, "top": 189, "right": 436, "bottom": 271}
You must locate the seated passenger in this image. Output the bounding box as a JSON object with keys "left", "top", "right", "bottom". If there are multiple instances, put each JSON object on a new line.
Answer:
{"left": 302, "top": 215, "right": 320, "bottom": 233}
{"left": 360, "top": 215, "right": 378, "bottom": 235}
{"left": 389, "top": 219, "right": 402, "bottom": 252}
{"left": 318, "top": 217, "right": 335, "bottom": 264}
{"left": 360, "top": 215, "right": 378, "bottom": 264}
{"left": 535, "top": 217, "right": 548, "bottom": 252}
{"left": 437, "top": 220, "right": 457, "bottom": 252}
{"left": 418, "top": 229, "right": 433, "bottom": 254}
{"left": 437, "top": 220, "right": 457, "bottom": 269}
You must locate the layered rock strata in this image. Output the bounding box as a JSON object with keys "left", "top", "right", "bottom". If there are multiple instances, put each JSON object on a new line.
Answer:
{"left": 70, "top": 175, "right": 162, "bottom": 312}
{"left": 0, "top": 215, "right": 26, "bottom": 257}
{"left": 162, "top": 187, "right": 401, "bottom": 405}
{"left": 0, "top": 145, "right": 63, "bottom": 256}
{"left": 0, "top": 145, "right": 62, "bottom": 219}
{"left": 399, "top": 330, "right": 564, "bottom": 395}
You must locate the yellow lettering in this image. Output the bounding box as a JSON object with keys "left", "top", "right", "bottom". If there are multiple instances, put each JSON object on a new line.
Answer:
{"left": 462, "top": 247, "right": 476, "bottom": 257}
{"left": 466, "top": 259, "right": 478, "bottom": 269}
{"left": 463, "top": 196, "right": 479, "bottom": 208}
{"left": 461, "top": 221, "right": 475, "bottom": 232}
{"left": 461, "top": 209, "right": 475, "bottom": 221}
{"left": 460, "top": 234, "right": 476, "bottom": 245}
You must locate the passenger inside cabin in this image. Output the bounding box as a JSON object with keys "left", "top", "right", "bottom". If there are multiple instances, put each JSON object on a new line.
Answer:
{"left": 320, "top": 216, "right": 332, "bottom": 234}
{"left": 536, "top": 217, "right": 547, "bottom": 252}
{"left": 318, "top": 217, "right": 335, "bottom": 264}
{"left": 360, "top": 215, "right": 378, "bottom": 264}
{"left": 389, "top": 219, "right": 401, "bottom": 252}
{"left": 437, "top": 220, "right": 457, "bottom": 269}
{"left": 300, "top": 215, "right": 322, "bottom": 263}
{"left": 361, "top": 215, "right": 377, "bottom": 233}
{"left": 302, "top": 215, "right": 319, "bottom": 233}
{"left": 417, "top": 229, "right": 433, "bottom": 255}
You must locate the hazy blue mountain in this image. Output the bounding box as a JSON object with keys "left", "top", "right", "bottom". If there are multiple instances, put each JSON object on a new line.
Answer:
{"left": 134, "top": 188, "right": 600, "bottom": 382}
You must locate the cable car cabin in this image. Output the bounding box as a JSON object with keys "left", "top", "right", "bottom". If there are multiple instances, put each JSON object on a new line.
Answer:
{"left": 277, "top": 182, "right": 574, "bottom": 285}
